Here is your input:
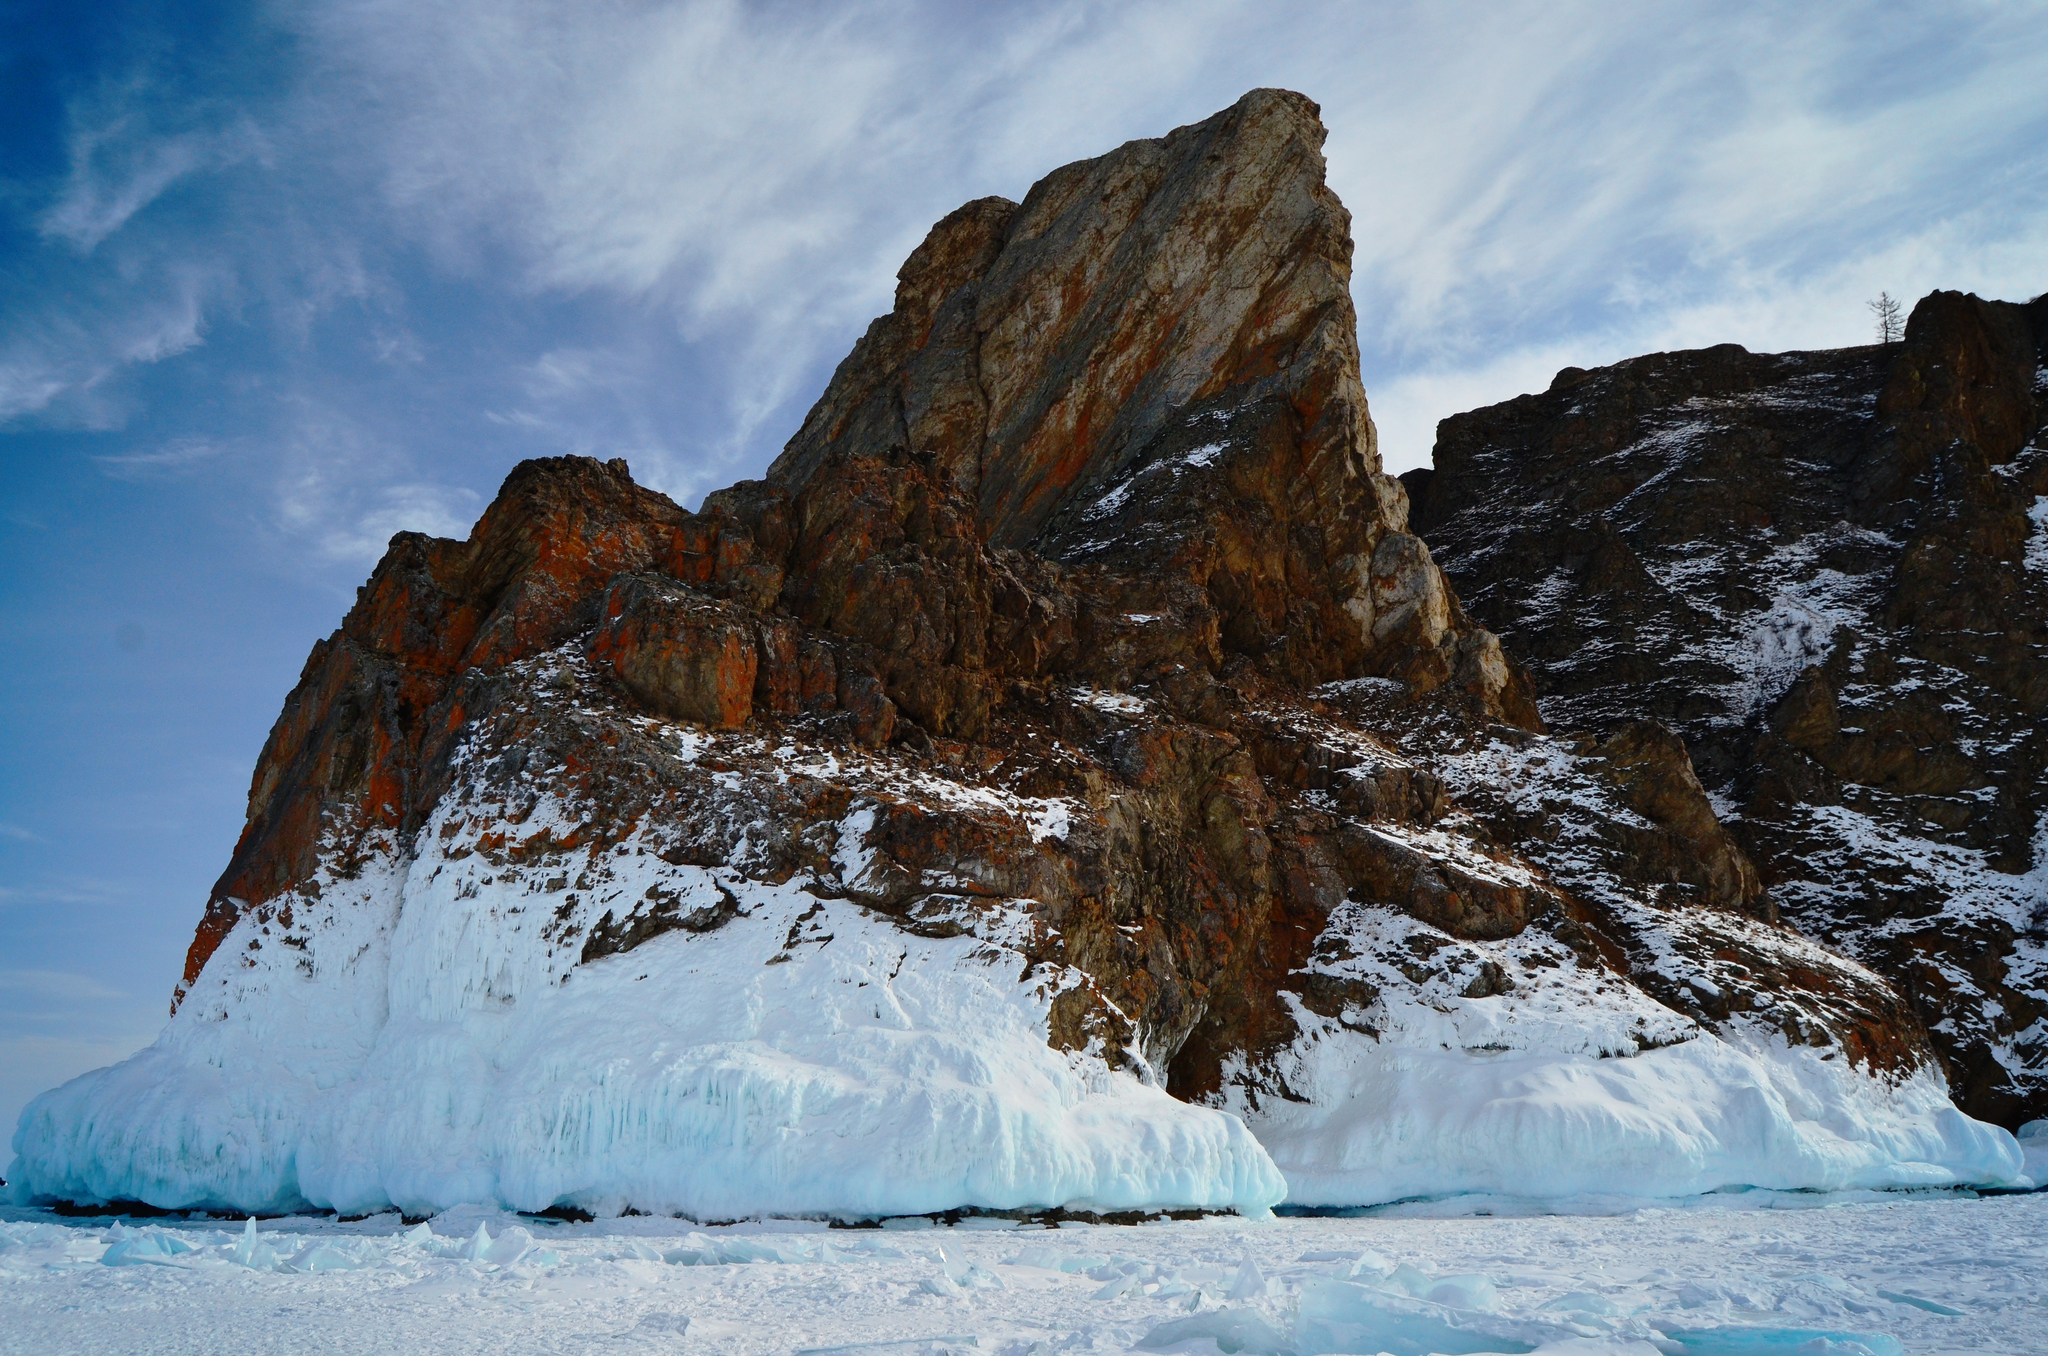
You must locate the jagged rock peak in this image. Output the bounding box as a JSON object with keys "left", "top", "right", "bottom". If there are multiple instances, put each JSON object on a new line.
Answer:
{"left": 178, "top": 90, "right": 1534, "bottom": 1011}
{"left": 770, "top": 88, "right": 1388, "bottom": 555}
{"left": 733, "top": 86, "right": 1531, "bottom": 719}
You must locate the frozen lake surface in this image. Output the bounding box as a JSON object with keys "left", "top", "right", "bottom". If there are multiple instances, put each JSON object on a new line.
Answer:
{"left": 4, "top": 1190, "right": 2042, "bottom": 1355}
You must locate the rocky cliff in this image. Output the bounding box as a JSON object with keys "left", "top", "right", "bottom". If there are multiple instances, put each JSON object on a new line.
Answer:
{"left": 11, "top": 92, "right": 2023, "bottom": 1219}
{"left": 1410, "top": 288, "right": 2048, "bottom": 1128}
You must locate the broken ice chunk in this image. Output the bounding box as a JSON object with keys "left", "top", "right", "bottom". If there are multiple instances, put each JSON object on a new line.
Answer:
{"left": 1425, "top": 1274, "right": 1501, "bottom": 1312}
{"left": 458, "top": 1222, "right": 493, "bottom": 1262}
{"left": 481, "top": 1225, "right": 534, "bottom": 1265}
{"left": 1135, "top": 1308, "right": 1290, "bottom": 1355}
{"left": 1540, "top": 1291, "right": 1624, "bottom": 1317}
{"left": 1658, "top": 1329, "right": 1903, "bottom": 1356}
{"left": 99, "top": 1226, "right": 197, "bottom": 1267}
{"left": 1093, "top": 1271, "right": 1138, "bottom": 1300}
{"left": 1295, "top": 1278, "right": 1539, "bottom": 1356}
{"left": 1226, "top": 1257, "right": 1270, "bottom": 1300}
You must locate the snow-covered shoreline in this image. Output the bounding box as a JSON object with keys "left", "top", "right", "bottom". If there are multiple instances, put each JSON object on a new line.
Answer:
{"left": 6, "top": 833, "right": 1284, "bottom": 1220}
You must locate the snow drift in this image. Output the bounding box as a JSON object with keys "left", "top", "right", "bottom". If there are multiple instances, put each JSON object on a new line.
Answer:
{"left": 1246, "top": 1014, "right": 2023, "bottom": 1207}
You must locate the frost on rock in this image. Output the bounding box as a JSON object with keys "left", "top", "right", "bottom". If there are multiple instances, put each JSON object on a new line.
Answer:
{"left": 1211, "top": 717, "right": 2024, "bottom": 1207}
{"left": 1226, "top": 881, "right": 2019, "bottom": 1205}
{"left": 15, "top": 652, "right": 2021, "bottom": 1218}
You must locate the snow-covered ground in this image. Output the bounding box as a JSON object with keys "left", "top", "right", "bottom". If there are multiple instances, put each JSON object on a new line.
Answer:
{"left": 4, "top": 1192, "right": 2042, "bottom": 1355}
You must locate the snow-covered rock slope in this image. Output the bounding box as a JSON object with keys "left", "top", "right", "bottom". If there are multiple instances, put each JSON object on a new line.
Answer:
{"left": 15, "top": 692, "right": 2018, "bottom": 1217}
{"left": 8, "top": 93, "right": 2029, "bottom": 1217}
{"left": 1412, "top": 288, "right": 2048, "bottom": 1130}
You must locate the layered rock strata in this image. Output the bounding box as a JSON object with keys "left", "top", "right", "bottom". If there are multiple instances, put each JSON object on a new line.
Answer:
{"left": 1410, "top": 289, "right": 2048, "bottom": 1127}
{"left": 10, "top": 93, "right": 2022, "bottom": 1218}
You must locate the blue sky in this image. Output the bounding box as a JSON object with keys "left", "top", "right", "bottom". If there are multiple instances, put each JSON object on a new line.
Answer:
{"left": 4, "top": 0, "right": 2046, "bottom": 1139}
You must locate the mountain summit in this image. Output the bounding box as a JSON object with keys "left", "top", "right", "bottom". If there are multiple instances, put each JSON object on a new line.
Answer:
{"left": 9, "top": 91, "right": 2022, "bottom": 1218}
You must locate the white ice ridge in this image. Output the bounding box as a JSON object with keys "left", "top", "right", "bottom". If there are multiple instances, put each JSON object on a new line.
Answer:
{"left": 7, "top": 807, "right": 1284, "bottom": 1220}
{"left": 1229, "top": 907, "right": 2026, "bottom": 1205}
{"left": 1244, "top": 1030, "right": 2024, "bottom": 1207}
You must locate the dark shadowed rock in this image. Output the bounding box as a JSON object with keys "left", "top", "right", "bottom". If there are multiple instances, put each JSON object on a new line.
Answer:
{"left": 1411, "top": 287, "right": 2048, "bottom": 1125}
{"left": 1584, "top": 720, "right": 1764, "bottom": 917}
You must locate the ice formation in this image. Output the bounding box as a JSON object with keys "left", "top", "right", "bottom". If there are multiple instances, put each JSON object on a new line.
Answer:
{"left": 1242, "top": 1000, "right": 2021, "bottom": 1207}
{"left": 7, "top": 722, "right": 2026, "bottom": 1217}
{"left": 9, "top": 798, "right": 1282, "bottom": 1219}
{"left": 1222, "top": 734, "right": 2028, "bottom": 1206}
{"left": 10, "top": 800, "right": 2022, "bottom": 1217}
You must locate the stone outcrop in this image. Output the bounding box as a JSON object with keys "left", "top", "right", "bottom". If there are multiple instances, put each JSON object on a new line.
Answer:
{"left": 751, "top": 89, "right": 1534, "bottom": 721}
{"left": 161, "top": 92, "right": 1970, "bottom": 1201}
{"left": 1409, "top": 288, "right": 2048, "bottom": 1126}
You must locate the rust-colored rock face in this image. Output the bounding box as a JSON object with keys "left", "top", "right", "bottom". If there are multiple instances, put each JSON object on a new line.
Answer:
{"left": 592, "top": 576, "right": 759, "bottom": 728}
{"left": 175, "top": 91, "right": 1948, "bottom": 1153}
{"left": 1410, "top": 287, "right": 2048, "bottom": 1126}
{"left": 180, "top": 456, "right": 685, "bottom": 1004}
{"left": 760, "top": 90, "right": 1527, "bottom": 716}
{"left": 772, "top": 92, "right": 1367, "bottom": 545}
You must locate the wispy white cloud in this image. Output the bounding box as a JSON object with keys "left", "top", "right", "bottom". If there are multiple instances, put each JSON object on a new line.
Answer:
{"left": 278, "top": 0, "right": 2047, "bottom": 473}
{"left": 92, "top": 435, "right": 226, "bottom": 479}
{"left": 0, "top": 361, "right": 72, "bottom": 424}
{"left": 371, "top": 327, "right": 425, "bottom": 365}
{"left": 332, "top": 483, "right": 483, "bottom": 560}
{"left": 8, "top": 1, "right": 2046, "bottom": 527}
{"left": 0, "top": 880, "right": 122, "bottom": 907}
{"left": 0, "top": 969, "right": 129, "bottom": 1007}
{"left": 0, "top": 254, "right": 223, "bottom": 428}
{"left": 40, "top": 107, "right": 267, "bottom": 254}
{"left": 269, "top": 396, "right": 485, "bottom": 562}
{"left": 1319, "top": 3, "right": 2048, "bottom": 367}
{"left": 1369, "top": 198, "right": 2048, "bottom": 473}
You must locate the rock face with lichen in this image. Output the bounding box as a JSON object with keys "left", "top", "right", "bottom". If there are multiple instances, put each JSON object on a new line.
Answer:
{"left": 11, "top": 92, "right": 2025, "bottom": 1221}
{"left": 1409, "top": 288, "right": 2048, "bottom": 1128}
